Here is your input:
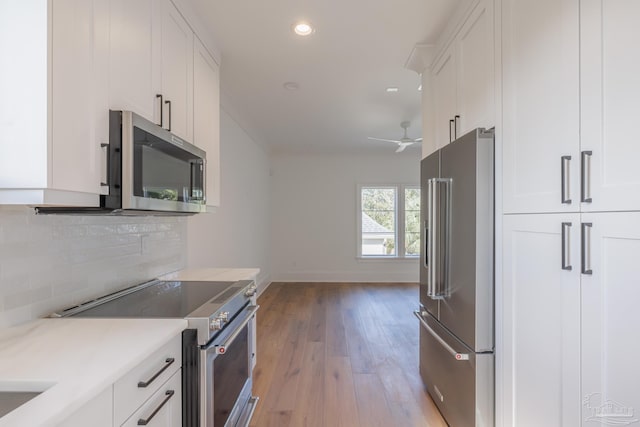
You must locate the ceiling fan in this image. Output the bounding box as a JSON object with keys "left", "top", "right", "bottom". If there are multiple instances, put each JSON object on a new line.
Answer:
{"left": 368, "top": 121, "right": 423, "bottom": 152}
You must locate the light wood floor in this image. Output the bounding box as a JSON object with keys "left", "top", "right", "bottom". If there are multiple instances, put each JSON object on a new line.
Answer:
{"left": 249, "top": 282, "right": 447, "bottom": 427}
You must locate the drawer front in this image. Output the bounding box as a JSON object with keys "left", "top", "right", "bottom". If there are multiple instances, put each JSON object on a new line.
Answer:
{"left": 114, "top": 334, "right": 182, "bottom": 426}
{"left": 121, "top": 369, "right": 182, "bottom": 427}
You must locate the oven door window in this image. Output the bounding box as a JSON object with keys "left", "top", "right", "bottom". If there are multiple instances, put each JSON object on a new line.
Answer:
{"left": 212, "top": 325, "right": 249, "bottom": 426}
{"left": 132, "top": 126, "right": 204, "bottom": 203}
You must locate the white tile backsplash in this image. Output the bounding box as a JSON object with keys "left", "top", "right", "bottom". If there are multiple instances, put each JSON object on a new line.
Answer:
{"left": 0, "top": 206, "right": 187, "bottom": 328}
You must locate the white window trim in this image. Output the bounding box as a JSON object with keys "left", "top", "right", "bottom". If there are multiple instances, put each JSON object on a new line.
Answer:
{"left": 356, "top": 183, "right": 420, "bottom": 260}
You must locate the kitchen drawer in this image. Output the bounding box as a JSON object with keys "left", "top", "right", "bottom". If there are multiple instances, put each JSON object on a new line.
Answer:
{"left": 114, "top": 334, "right": 181, "bottom": 426}
{"left": 121, "top": 369, "right": 181, "bottom": 427}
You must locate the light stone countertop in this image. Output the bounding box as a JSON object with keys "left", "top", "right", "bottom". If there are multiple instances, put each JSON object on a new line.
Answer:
{"left": 0, "top": 268, "right": 258, "bottom": 426}
{"left": 0, "top": 318, "right": 187, "bottom": 427}
{"left": 159, "top": 267, "right": 259, "bottom": 282}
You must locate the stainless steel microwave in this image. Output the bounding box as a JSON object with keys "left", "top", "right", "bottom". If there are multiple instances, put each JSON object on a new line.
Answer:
{"left": 35, "top": 110, "right": 206, "bottom": 215}
{"left": 101, "top": 110, "right": 206, "bottom": 214}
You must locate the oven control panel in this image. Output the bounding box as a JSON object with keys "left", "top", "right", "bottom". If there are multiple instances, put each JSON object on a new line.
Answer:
{"left": 210, "top": 311, "right": 230, "bottom": 331}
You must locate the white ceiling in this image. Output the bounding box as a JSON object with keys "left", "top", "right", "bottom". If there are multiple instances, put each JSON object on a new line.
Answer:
{"left": 190, "top": 0, "right": 459, "bottom": 155}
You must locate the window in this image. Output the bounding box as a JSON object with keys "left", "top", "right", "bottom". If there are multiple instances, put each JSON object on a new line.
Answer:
{"left": 358, "top": 185, "right": 420, "bottom": 258}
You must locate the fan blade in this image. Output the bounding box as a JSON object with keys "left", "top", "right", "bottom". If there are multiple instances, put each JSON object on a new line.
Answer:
{"left": 368, "top": 137, "right": 402, "bottom": 144}
{"left": 395, "top": 143, "right": 411, "bottom": 153}
{"left": 414, "top": 138, "right": 423, "bottom": 142}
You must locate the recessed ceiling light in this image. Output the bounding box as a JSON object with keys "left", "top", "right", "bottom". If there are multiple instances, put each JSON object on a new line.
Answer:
{"left": 418, "top": 84, "right": 423, "bottom": 91}
{"left": 293, "top": 21, "right": 314, "bottom": 36}
{"left": 386, "top": 87, "right": 399, "bottom": 93}
{"left": 283, "top": 81, "right": 300, "bottom": 91}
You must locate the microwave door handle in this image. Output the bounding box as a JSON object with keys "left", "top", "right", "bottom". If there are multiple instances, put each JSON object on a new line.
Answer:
{"left": 214, "top": 305, "right": 260, "bottom": 355}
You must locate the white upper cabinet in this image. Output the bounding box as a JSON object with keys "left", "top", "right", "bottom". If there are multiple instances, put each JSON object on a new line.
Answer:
{"left": 456, "top": 0, "right": 494, "bottom": 135}
{"left": 110, "top": 0, "right": 194, "bottom": 142}
{"left": 427, "top": 0, "right": 494, "bottom": 153}
{"left": 432, "top": 44, "right": 458, "bottom": 150}
{"left": 160, "top": 0, "right": 193, "bottom": 142}
{"left": 109, "top": 0, "right": 161, "bottom": 125}
{"left": 0, "top": 0, "right": 107, "bottom": 206}
{"left": 580, "top": 0, "right": 640, "bottom": 212}
{"left": 580, "top": 212, "right": 640, "bottom": 426}
{"left": 193, "top": 36, "right": 221, "bottom": 208}
{"left": 502, "top": 213, "right": 581, "bottom": 427}
{"left": 501, "top": 0, "right": 580, "bottom": 214}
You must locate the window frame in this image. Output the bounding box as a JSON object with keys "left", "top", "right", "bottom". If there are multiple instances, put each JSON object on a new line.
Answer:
{"left": 356, "top": 183, "right": 420, "bottom": 260}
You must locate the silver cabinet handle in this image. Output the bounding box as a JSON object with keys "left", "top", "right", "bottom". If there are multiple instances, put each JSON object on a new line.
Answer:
{"left": 156, "top": 94, "right": 163, "bottom": 127}
{"left": 137, "top": 358, "right": 175, "bottom": 388}
{"left": 100, "top": 143, "right": 109, "bottom": 187}
{"left": 137, "top": 390, "right": 175, "bottom": 425}
{"left": 454, "top": 115, "right": 460, "bottom": 140}
{"left": 414, "top": 311, "right": 469, "bottom": 361}
{"left": 561, "top": 155, "right": 572, "bottom": 204}
{"left": 581, "top": 151, "right": 593, "bottom": 203}
{"left": 215, "top": 305, "right": 259, "bottom": 355}
{"left": 561, "top": 222, "right": 572, "bottom": 271}
{"left": 427, "top": 178, "right": 451, "bottom": 300}
{"left": 581, "top": 223, "right": 593, "bottom": 275}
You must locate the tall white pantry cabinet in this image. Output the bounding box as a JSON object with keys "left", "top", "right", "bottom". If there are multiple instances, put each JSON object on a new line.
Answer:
{"left": 501, "top": 1, "right": 640, "bottom": 426}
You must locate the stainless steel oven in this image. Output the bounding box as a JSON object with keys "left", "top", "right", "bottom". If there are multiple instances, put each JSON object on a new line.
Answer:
{"left": 201, "top": 304, "right": 258, "bottom": 426}
{"left": 53, "top": 279, "right": 259, "bottom": 427}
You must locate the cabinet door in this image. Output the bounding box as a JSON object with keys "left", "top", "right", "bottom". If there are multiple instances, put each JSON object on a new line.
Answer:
{"left": 109, "top": 0, "right": 161, "bottom": 124}
{"left": 581, "top": 212, "right": 640, "bottom": 426}
{"left": 502, "top": 0, "right": 580, "bottom": 214}
{"left": 160, "top": 0, "right": 193, "bottom": 141}
{"left": 432, "top": 44, "right": 457, "bottom": 149}
{"left": 51, "top": 0, "right": 107, "bottom": 195}
{"left": 457, "top": 0, "right": 494, "bottom": 135}
{"left": 193, "top": 37, "right": 220, "bottom": 207}
{"left": 59, "top": 386, "right": 113, "bottom": 427}
{"left": 502, "top": 213, "right": 580, "bottom": 427}
{"left": 580, "top": 0, "right": 640, "bottom": 212}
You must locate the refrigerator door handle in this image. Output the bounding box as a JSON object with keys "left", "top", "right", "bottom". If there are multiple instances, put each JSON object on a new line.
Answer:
{"left": 423, "top": 222, "right": 429, "bottom": 269}
{"left": 427, "top": 177, "right": 451, "bottom": 300}
{"left": 414, "top": 311, "right": 469, "bottom": 361}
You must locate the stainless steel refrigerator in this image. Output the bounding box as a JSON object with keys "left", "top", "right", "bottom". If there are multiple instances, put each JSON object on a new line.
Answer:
{"left": 415, "top": 128, "right": 494, "bottom": 427}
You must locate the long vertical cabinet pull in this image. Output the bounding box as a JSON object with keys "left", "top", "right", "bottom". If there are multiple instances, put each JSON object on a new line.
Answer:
{"left": 561, "top": 155, "right": 572, "bottom": 204}
{"left": 453, "top": 115, "right": 460, "bottom": 140}
{"left": 164, "top": 100, "right": 172, "bottom": 131}
{"left": 561, "top": 222, "right": 572, "bottom": 270}
{"left": 427, "top": 178, "right": 451, "bottom": 299}
{"left": 449, "top": 120, "right": 455, "bottom": 143}
{"left": 581, "top": 151, "right": 593, "bottom": 203}
{"left": 581, "top": 222, "right": 593, "bottom": 275}
{"left": 156, "top": 94, "right": 164, "bottom": 127}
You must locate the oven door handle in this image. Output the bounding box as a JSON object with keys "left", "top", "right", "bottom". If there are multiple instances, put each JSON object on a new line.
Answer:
{"left": 214, "top": 305, "right": 260, "bottom": 355}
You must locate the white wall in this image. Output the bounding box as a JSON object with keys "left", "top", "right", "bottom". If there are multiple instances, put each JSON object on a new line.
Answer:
{"left": 187, "top": 109, "right": 271, "bottom": 292}
{"left": 0, "top": 208, "right": 187, "bottom": 327}
{"left": 270, "top": 153, "right": 420, "bottom": 282}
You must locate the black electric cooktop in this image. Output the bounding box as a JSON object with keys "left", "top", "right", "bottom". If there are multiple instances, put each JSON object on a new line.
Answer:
{"left": 70, "top": 280, "right": 235, "bottom": 318}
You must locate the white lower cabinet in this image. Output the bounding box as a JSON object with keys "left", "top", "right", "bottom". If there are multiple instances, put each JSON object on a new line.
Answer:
{"left": 502, "top": 213, "right": 581, "bottom": 426}
{"left": 580, "top": 212, "right": 640, "bottom": 426}
{"left": 503, "top": 212, "right": 640, "bottom": 426}
{"left": 59, "top": 386, "right": 113, "bottom": 427}
{"left": 122, "top": 370, "right": 181, "bottom": 427}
